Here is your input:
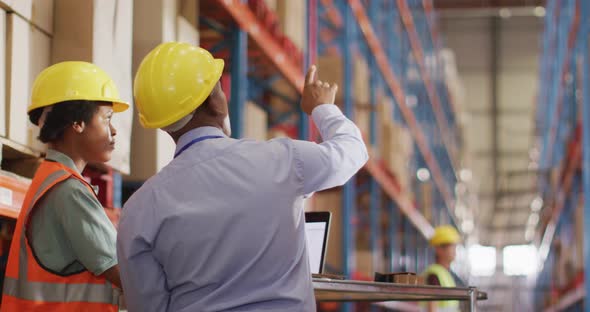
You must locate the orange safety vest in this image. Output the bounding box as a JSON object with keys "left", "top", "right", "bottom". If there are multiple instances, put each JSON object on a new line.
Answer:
{"left": 0, "top": 160, "right": 120, "bottom": 311}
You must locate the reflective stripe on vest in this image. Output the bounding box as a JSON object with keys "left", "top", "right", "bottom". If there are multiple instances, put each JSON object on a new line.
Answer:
{"left": 423, "top": 264, "right": 460, "bottom": 310}
{"left": 1, "top": 163, "right": 119, "bottom": 309}
{"left": 3, "top": 277, "right": 119, "bottom": 305}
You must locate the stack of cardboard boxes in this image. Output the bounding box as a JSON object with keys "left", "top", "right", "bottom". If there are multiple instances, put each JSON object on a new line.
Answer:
{"left": 128, "top": 0, "right": 199, "bottom": 181}
{"left": 0, "top": 0, "right": 55, "bottom": 216}
{"left": 308, "top": 189, "right": 343, "bottom": 273}
{"left": 53, "top": 0, "right": 134, "bottom": 174}
{"left": 244, "top": 102, "right": 268, "bottom": 141}
{"left": 0, "top": 0, "right": 204, "bottom": 180}
{"left": 0, "top": 2, "right": 126, "bottom": 172}
{"left": 3, "top": 1, "right": 53, "bottom": 152}
{"left": 317, "top": 56, "right": 370, "bottom": 108}
{"left": 379, "top": 97, "right": 414, "bottom": 191}
{"left": 0, "top": 0, "right": 135, "bottom": 175}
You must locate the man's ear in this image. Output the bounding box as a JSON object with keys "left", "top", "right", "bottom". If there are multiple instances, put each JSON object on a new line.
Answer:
{"left": 199, "top": 96, "right": 219, "bottom": 117}
{"left": 206, "top": 87, "right": 227, "bottom": 117}
{"left": 72, "top": 121, "right": 86, "bottom": 134}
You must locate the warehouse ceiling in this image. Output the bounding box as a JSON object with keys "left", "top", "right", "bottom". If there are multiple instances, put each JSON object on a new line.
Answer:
{"left": 438, "top": 12, "right": 544, "bottom": 247}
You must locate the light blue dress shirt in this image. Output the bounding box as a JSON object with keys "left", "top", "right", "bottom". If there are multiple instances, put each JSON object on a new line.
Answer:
{"left": 117, "top": 104, "right": 368, "bottom": 312}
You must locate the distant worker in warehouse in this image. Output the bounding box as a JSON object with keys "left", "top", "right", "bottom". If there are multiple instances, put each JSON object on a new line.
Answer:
{"left": 423, "top": 225, "right": 466, "bottom": 312}
{"left": 1, "top": 62, "right": 128, "bottom": 311}
{"left": 117, "top": 42, "right": 368, "bottom": 312}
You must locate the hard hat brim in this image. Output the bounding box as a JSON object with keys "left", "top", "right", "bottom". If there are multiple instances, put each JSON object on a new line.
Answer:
{"left": 113, "top": 101, "right": 130, "bottom": 113}
{"left": 429, "top": 238, "right": 461, "bottom": 246}
{"left": 28, "top": 97, "right": 130, "bottom": 114}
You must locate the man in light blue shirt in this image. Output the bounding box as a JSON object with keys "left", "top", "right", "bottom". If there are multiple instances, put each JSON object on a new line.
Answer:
{"left": 118, "top": 42, "right": 368, "bottom": 312}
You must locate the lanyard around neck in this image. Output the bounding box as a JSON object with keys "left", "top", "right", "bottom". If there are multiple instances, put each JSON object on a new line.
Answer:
{"left": 174, "top": 135, "right": 223, "bottom": 158}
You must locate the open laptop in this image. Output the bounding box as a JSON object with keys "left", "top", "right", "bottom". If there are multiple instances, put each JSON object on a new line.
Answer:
{"left": 304, "top": 211, "right": 331, "bottom": 274}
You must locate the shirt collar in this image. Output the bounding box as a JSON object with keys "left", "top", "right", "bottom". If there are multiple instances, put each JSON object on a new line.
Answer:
{"left": 46, "top": 149, "right": 81, "bottom": 174}
{"left": 45, "top": 149, "right": 100, "bottom": 194}
{"left": 175, "top": 127, "right": 227, "bottom": 156}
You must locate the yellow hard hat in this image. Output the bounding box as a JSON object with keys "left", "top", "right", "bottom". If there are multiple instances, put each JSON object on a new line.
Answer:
{"left": 133, "top": 42, "right": 225, "bottom": 129}
{"left": 429, "top": 225, "right": 461, "bottom": 246}
{"left": 29, "top": 61, "right": 129, "bottom": 113}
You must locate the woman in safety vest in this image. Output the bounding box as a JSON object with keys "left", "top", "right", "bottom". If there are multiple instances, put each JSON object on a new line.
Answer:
{"left": 423, "top": 225, "right": 466, "bottom": 312}
{"left": 0, "top": 62, "right": 128, "bottom": 311}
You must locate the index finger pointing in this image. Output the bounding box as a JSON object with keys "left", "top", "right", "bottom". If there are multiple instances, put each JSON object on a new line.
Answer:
{"left": 305, "top": 65, "right": 317, "bottom": 85}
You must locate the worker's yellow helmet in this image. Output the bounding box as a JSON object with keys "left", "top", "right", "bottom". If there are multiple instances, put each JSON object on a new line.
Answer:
{"left": 429, "top": 225, "right": 461, "bottom": 246}
{"left": 133, "top": 42, "right": 225, "bottom": 129}
{"left": 29, "top": 61, "right": 129, "bottom": 113}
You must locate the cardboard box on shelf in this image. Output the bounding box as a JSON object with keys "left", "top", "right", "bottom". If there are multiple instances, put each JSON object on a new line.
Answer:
{"left": 244, "top": 102, "right": 268, "bottom": 141}
{"left": 1, "top": 0, "right": 54, "bottom": 34}
{"left": 356, "top": 249, "right": 373, "bottom": 279}
{"left": 378, "top": 95, "right": 394, "bottom": 125}
{"left": 393, "top": 273, "right": 418, "bottom": 285}
{"left": 354, "top": 103, "right": 371, "bottom": 138}
{"left": 177, "top": 16, "right": 199, "bottom": 46}
{"left": 440, "top": 49, "right": 464, "bottom": 113}
{"left": 380, "top": 121, "right": 413, "bottom": 191}
{"left": 6, "top": 13, "right": 29, "bottom": 146}
{"left": 311, "top": 189, "right": 342, "bottom": 273}
{"left": 270, "top": 79, "right": 298, "bottom": 110}
{"left": 269, "top": 78, "right": 299, "bottom": 125}
{"left": 53, "top": 0, "right": 134, "bottom": 174}
{"left": 129, "top": 121, "right": 175, "bottom": 182}
{"left": 275, "top": 0, "right": 305, "bottom": 51}
{"left": 354, "top": 58, "right": 370, "bottom": 105}
{"left": 127, "top": 0, "right": 182, "bottom": 181}
{"left": 421, "top": 181, "right": 434, "bottom": 222}
{"left": 178, "top": 0, "right": 198, "bottom": 28}
{"left": 318, "top": 56, "right": 370, "bottom": 106}
{"left": 6, "top": 13, "right": 50, "bottom": 150}
{"left": 176, "top": 0, "right": 199, "bottom": 46}
{"left": 27, "top": 18, "right": 51, "bottom": 153}
{"left": 0, "top": 10, "right": 6, "bottom": 137}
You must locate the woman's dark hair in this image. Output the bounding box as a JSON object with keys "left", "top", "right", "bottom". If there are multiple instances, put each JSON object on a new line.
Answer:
{"left": 28, "top": 100, "right": 101, "bottom": 143}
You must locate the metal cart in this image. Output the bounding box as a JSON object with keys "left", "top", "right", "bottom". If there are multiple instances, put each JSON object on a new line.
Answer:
{"left": 313, "top": 278, "right": 488, "bottom": 312}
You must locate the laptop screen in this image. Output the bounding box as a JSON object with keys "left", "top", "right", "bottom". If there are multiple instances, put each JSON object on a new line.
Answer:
{"left": 304, "top": 212, "right": 330, "bottom": 274}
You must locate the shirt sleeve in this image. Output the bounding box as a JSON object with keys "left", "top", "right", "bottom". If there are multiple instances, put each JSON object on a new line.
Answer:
{"left": 117, "top": 192, "right": 170, "bottom": 312}
{"left": 291, "top": 104, "right": 369, "bottom": 195}
{"left": 53, "top": 179, "right": 118, "bottom": 276}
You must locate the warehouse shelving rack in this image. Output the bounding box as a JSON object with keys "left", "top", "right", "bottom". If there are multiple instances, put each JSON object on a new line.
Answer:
{"left": 324, "top": 0, "right": 462, "bottom": 279}
{"left": 196, "top": 1, "right": 465, "bottom": 308}
{"left": 0, "top": 1, "right": 474, "bottom": 309}
{"left": 195, "top": 1, "right": 468, "bottom": 310}
{"left": 0, "top": 0, "right": 465, "bottom": 304}
{"left": 534, "top": 0, "right": 590, "bottom": 311}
